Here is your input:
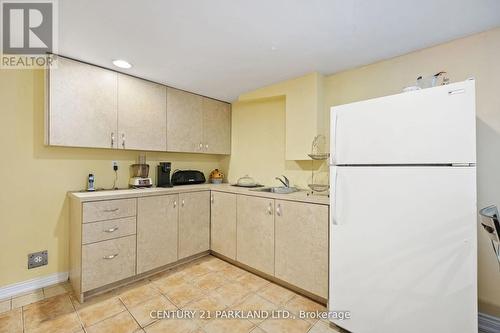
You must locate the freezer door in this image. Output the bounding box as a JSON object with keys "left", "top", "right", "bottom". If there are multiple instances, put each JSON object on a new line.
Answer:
{"left": 330, "top": 80, "right": 476, "bottom": 165}
{"left": 329, "top": 166, "right": 477, "bottom": 333}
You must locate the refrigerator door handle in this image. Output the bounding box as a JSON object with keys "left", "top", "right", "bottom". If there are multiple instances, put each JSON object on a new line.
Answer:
{"left": 331, "top": 111, "right": 338, "bottom": 165}
{"left": 331, "top": 166, "right": 338, "bottom": 225}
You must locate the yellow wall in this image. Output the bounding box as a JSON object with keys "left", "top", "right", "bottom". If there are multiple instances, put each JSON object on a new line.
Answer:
{"left": 238, "top": 72, "right": 325, "bottom": 160}
{"left": 224, "top": 96, "right": 327, "bottom": 188}
{"left": 228, "top": 27, "right": 500, "bottom": 315}
{"left": 0, "top": 69, "right": 223, "bottom": 287}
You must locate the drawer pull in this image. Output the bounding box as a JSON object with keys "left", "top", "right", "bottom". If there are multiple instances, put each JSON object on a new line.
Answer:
{"left": 103, "top": 253, "right": 119, "bottom": 260}
{"left": 103, "top": 227, "right": 119, "bottom": 233}
{"left": 103, "top": 208, "right": 119, "bottom": 213}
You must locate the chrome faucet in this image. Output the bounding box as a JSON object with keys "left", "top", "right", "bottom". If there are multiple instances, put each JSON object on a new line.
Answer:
{"left": 275, "top": 175, "right": 290, "bottom": 188}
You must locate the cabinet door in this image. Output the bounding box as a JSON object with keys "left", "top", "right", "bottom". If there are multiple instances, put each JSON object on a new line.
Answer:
{"left": 82, "top": 235, "right": 136, "bottom": 292}
{"left": 275, "top": 200, "right": 328, "bottom": 298}
{"left": 166, "top": 88, "right": 203, "bottom": 153}
{"left": 210, "top": 191, "right": 236, "bottom": 259}
{"left": 202, "top": 98, "right": 231, "bottom": 154}
{"left": 178, "top": 191, "right": 210, "bottom": 259}
{"left": 118, "top": 74, "right": 167, "bottom": 151}
{"left": 236, "top": 195, "right": 275, "bottom": 275}
{"left": 48, "top": 57, "right": 117, "bottom": 148}
{"left": 137, "top": 194, "right": 178, "bottom": 274}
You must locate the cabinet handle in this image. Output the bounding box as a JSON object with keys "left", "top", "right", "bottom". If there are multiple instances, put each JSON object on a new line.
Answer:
{"left": 173, "top": 200, "right": 177, "bottom": 208}
{"left": 122, "top": 133, "right": 125, "bottom": 148}
{"left": 111, "top": 132, "right": 115, "bottom": 148}
{"left": 448, "top": 89, "right": 465, "bottom": 95}
{"left": 103, "top": 208, "right": 119, "bottom": 213}
{"left": 103, "top": 253, "right": 119, "bottom": 260}
{"left": 276, "top": 204, "right": 281, "bottom": 217}
{"left": 104, "top": 227, "right": 119, "bottom": 233}
{"left": 181, "top": 199, "right": 185, "bottom": 207}
{"left": 267, "top": 203, "right": 272, "bottom": 215}
{"left": 211, "top": 195, "right": 214, "bottom": 204}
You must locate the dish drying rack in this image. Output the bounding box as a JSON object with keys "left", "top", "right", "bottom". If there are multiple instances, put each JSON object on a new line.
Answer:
{"left": 307, "top": 135, "right": 330, "bottom": 195}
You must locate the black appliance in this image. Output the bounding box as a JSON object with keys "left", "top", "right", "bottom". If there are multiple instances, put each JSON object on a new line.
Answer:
{"left": 171, "top": 170, "right": 206, "bottom": 186}
{"left": 157, "top": 162, "right": 173, "bottom": 188}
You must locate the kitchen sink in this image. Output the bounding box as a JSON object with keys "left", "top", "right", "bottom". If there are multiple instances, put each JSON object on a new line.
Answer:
{"left": 250, "top": 186, "right": 299, "bottom": 194}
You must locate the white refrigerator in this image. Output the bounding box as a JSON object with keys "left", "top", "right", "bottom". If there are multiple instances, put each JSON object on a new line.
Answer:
{"left": 329, "top": 80, "right": 477, "bottom": 333}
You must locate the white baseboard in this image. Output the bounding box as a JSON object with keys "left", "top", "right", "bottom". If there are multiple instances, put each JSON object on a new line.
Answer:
{"left": 0, "top": 272, "right": 68, "bottom": 300}
{"left": 479, "top": 312, "right": 500, "bottom": 333}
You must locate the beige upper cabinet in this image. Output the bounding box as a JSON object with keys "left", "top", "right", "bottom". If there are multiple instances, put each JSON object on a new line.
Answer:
{"left": 166, "top": 88, "right": 231, "bottom": 154}
{"left": 274, "top": 200, "right": 329, "bottom": 298}
{"left": 166, "top": 88, "right": 203, "bottom": 153}
{"left": 48, "top": 57, "right": 118, "bottom": 148}
{"left": 236, "top": 195, "right": 275, "bottom": 276}
{"left": 202, "top": 98, "right": 231, "bottom": 154}
{"left": 117, "top": 74, "right": 167, "bottom": 151}
{"left": 178, "top": 191, "right": 210, "bottom": 259}
{"left": 210, "top": 191, "right": 237, "bottom": 260}
{"left": 48, "top": 58, "right": 231, "bottom": 154}
{"left": 137, "top": 194, "right": 179, "bottom": 274}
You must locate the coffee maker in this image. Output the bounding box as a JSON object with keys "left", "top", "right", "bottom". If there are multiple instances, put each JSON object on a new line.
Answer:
{"left": 157, "top": 162, "right": 173, "bottom": 188}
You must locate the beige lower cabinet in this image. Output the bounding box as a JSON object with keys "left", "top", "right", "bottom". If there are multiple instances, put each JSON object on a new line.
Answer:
{"left": 274, "top": 200, "right": 329, "bottom": 298}
{"left": 82, "top": 217, "right": 136, "bottom": 245}
{"left": 81, "top": 235, "right": 136, "bottom": 292}
{"left": 70, "top": 189, "right": 328, "bottom": 302}
{"left": 210, "top": 191, "right": 237, "bottom": 259}
{"left": 137, "top": 194, "right": 179, "bottom": 274}
{"left": 83, "top": 198, "right": 137, "bottom": 223}
{"left": 236, "top": 195, "right": 275, "bottom": 275}
{"left": 178, "top": 191, "right": 210, "bottom": 259}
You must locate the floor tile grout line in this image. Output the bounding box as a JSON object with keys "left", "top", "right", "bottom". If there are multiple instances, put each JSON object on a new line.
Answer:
{"left": 69, "top": 293, "right": 87, "bottom": 333}
{"left": 118, "top": 297, "right": 143, "bottom": 331}
{"left": 21, "top": 305, "right": 25, "bottom": 333}
{"left": 83, "top": 306, "right": 133, "bottom": 332}
{"left": 70, "top": 293, "right": 128, "bottom": 330}
{"left": 116, "top": 282, "right": 187, "bottom": 329}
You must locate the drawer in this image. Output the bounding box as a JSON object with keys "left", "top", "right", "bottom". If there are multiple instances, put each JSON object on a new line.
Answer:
{"left": 82, "top": 217, "right": 136, "bottom": 245}
{"left": 82, "top": 235, "right": 136, "bottom": 292}
{"left": 83, "top": 198, "right": 136, "bottom": 223}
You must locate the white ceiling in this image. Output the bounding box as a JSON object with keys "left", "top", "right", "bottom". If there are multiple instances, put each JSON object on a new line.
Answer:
{"left": 59, "top": 0, "right": 500, "bottom": 102}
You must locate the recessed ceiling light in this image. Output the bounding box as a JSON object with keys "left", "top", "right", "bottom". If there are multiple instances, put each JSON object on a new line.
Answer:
{"left": 112, "top": 59, "right": 132, "bottom": 69}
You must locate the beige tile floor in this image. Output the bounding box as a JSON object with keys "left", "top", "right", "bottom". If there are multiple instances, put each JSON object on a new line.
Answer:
{"left": 0, "top": 255, "right": 342, "bottom": 333}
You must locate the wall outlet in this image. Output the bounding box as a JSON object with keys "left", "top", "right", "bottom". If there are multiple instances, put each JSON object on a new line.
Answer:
{"left": 112, "top": 161, "right": 118, "bottom": 171}
{"left": 28, "top": 250, "right": 48, "bottom": 269}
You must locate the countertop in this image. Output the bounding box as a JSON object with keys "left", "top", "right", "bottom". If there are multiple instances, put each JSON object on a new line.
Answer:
{"left": 68, "top": 183, "right": 329, "bottom": 205}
